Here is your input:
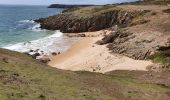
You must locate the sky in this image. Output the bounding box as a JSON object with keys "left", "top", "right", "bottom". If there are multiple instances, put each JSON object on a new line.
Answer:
{"left": 0, "top": 0, "right": 138, "bottom": 5}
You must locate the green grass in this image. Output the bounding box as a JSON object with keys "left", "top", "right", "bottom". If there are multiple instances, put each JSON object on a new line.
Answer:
{"left": 70, "top": 5, "right": 150, "bottom": 17}
{"left": 73, "top": 5, "right": 120, "bottom": 16}
{"left": 85, "top": 5, "right": 117, "bottom": 14}
{"left": 110, "top": 75, "right": 170, "bottom": 92}
{"left": 62, "top": 5, "right": 117, "bottom": 14}
{"left": 0, "top": 48, "right": 170, "bottom": 99}
{"left": 149, "top": 52, "right": 166, "bottom": 64}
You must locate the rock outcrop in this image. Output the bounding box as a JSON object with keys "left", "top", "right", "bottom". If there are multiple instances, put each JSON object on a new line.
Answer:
{"left": 36, "top": 4, "right": 170, "bottom": 61}
{"left": 105, "top": 30, "right": 152, "bottom": 60}
{"left": 35, "top": 6, "right": 143, "bottom": 33}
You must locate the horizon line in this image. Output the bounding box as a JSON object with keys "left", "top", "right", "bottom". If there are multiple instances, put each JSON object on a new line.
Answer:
{"left": 0, "top": 3, "right": 48, "bottom": 6}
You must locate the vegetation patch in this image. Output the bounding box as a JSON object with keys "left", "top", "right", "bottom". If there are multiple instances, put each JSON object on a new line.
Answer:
{"left": 73, "top": 5, "right": 119, "bottom": 15}
{"left": 1, "top": 48, "right": 170, "bottom": 99}
{"left": 163, "top": 9, "right": 170, "bottom": 13}
{"left": 121, "top": 0, "right": 170, "bottom": 5}
{"left": 149, "top": 52, "right": 166, "bottom": 64}
{"left": 130, "top": 18, "right": 150, "bottom": 26}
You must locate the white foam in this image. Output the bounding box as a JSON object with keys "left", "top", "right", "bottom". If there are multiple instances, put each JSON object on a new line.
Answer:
{"left": 19, "top": 19, "right": 43, "bottom": 31}
{"left": 3, "top": 30, "right": 64, "bottom": 58}
{"left": 29, "top": 23, "right": 41, "bottom": 31}
{"left": 19, "top": 20, "right": 35, "bottom": 23}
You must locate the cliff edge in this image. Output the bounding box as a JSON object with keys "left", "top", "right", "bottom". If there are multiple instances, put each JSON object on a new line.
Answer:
{"left": 35, "top": 5, "right": 144, "bottom": 33}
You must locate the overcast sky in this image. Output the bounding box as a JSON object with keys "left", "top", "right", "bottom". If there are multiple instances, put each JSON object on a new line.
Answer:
{"left": 0, "top": 0, "right": 138, "bottom": 5}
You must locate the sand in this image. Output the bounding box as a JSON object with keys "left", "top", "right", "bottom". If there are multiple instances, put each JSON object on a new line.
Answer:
{"left": 48, "top": 32, "right": 153, "bottom": 73}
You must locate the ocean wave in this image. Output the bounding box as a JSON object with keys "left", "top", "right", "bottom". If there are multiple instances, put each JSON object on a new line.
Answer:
{"left": 29, "top": 23, "right": 41, "bottom": 31}
{"left": 3, "top": 30, "right": 64, "bottom": 58}
{"left": 18, "top": 19, "right": 43, "bottom": 31}
{"left": 18, "top": 20, "right": 35, "bottom": 23}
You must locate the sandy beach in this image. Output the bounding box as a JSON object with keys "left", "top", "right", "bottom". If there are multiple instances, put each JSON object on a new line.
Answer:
{"left": 48, "top": 31, "right": 153, "bottom": 73}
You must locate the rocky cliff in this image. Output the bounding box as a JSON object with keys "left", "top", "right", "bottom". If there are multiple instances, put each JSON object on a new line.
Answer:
{"left": 96, "top": 5, "right": 170, "bottom": 61}
{"left": 36, "top": 3, "right": 170, "bottom": 62}
{"left": 35, "top": 5, "right": 145, "bottom": 33}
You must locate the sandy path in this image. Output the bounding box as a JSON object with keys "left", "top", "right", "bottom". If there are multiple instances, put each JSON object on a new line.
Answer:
{"left": 49, "top": 37, "right": 153, "bottom": 73}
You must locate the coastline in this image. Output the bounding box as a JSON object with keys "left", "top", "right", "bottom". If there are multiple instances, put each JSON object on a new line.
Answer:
{"left": 1, "top": 2, "right": 168, "bottom": 72}
{"left": 3, "top": 4, "right": 169, "bottom": 72}
{"left": 1, "top": 1, "right": 170, "bottom": 99}
{"left": 49, "top": 31, "right": 153, "bottom": 73}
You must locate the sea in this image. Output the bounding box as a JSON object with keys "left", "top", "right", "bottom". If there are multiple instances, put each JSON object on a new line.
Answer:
{"left": 0, "top": 5, "right": 79, "bottom": 56}
{"left": 0, "top": 1, "right": 138, "bottom": 56}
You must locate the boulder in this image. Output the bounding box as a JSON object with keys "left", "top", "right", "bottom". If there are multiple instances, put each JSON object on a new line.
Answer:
{"left": 32, "top": 53, "right": 40, "bottom": 59}
{"left": 96, "top": 31, "right": 118, "bottom": 45}
{"left": 78, "top": 34, "right": 86, "bottom": 37}
{"left": 39, "top": 58, "right": 51, "bottom": 63}
{"left": 29, "top": 50, "right": 34, "bottom": 52}
{"left": 52, "top": 52, "right": 57, "bottom": 56}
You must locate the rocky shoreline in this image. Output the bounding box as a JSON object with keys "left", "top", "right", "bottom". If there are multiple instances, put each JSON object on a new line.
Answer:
{"left": 35, "top": 5, "right": 146, "bottom": 33}
{"left": 35, "top": 2, "right": 170, "bottom": 71}
{"left": 24, "top": 49, "right": 61, "bottom": 63}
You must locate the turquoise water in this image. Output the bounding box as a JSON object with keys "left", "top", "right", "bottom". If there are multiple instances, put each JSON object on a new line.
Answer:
{"left": 0, "top": 5, "right": 63, "bottom": 47}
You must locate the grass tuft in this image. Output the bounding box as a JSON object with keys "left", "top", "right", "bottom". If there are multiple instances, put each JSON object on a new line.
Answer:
{"left": 163, "top": 9, "right": 170, "bottom": 13}
{"left": 149, "top": 52, "right": 166, "bottom": 64}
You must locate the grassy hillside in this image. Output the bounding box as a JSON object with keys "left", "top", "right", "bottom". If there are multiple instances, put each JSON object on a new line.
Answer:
{"left": 121, "top": 0, "right": 170, "bottom": 5}
{"left": 0, "top": 48, "right": 170, "bottom": 100}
